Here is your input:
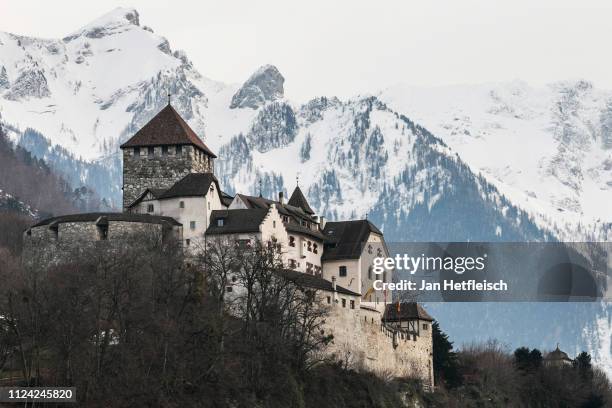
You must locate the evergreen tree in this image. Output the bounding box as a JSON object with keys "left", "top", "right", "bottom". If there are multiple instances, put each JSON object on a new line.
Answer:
{"left": 0, "top": 66, "right": 8, "bottom": 89}
{"left": 432, "top": 320, "right": 462, "bottom": 388}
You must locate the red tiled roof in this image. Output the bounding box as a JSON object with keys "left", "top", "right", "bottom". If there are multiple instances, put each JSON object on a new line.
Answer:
{"left": 120, "top": 104, "right": 216, "bottom": 157}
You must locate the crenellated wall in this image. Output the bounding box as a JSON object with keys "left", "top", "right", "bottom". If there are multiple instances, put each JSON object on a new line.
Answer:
{"left": 122, "top": 145, "right": 214, "bottom": 208}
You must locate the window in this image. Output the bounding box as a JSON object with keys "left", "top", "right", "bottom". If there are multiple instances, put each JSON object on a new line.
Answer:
{"left": 147, "top": 204, "right": 154, "bottom": 213}
{"left": 289, "top": 259, "right": 297, "bottom": 269}
{"left": 341, "top": 299, "right": 346, "bottom": 308}
{"left": 422, "top": 323, "right": 429, "bottom": 330}
{"left": 176, "top": 145, "right": 182, "bottom": 155}
{"left": 148, "top": 146, "right": 154, "bottom": 157}
{"left": 339, "top": 266, "right": 347, "bottom": 277}
{"left": 162, "top": 145, "right": 169, "bottom": 156}
{"left": 226, "top": 286, "right": 233, "bottom": 293}
{"left": 179, "top": 201, "right": 185, "bottom": 209}
{"left": 185, "top": 239, "right": 190, "bottom": 246}
{"left": 97, "top": 225, "right": 108, "bottom": 240}
{"left": 190, "top": 221, "right": 196, "bottom": 230}
{"left": 350, "top": 300, "right": 355, "bottom": 309}
{"left": 217, "top": 218, "right": 225, "bottom": 227}
{"left": 236, "top": 239, "right": 250, "bottom": 249}
{"left": 326, "top": 296, "right": 331, "bottom": 304}
{"left": 368, "top": 244, "right": 373, "bottom": 254}
{"left": 273, "top": 220, "right": 276, "bottom": 228}
{"left": 368, "top": 266, "right": 373, "bottom": 280}
{"left": 289, "top": 236, "right": 295, "bottom": 247}
{"left": 133, "top": 147, "right": 140, "bottom": 157}
{"left": 313, "top": 243, "right": 318, "bottom": 254}
{"left": 307, "top": 241, "right": 312, "bottom": 251}
{"left": 306, "top": 262, "right": 313, "bottom": 274}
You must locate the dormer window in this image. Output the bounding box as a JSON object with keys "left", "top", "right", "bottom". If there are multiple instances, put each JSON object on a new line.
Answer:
{"left": 147, "top": 204, "right": 154, "bottom": 213}
{"left": 217, "top": 218, "right": 225, "bottom": 227}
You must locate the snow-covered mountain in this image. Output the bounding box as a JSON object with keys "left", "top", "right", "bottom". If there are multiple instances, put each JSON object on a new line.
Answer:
{"left": 0, "top": 8, "right": 610, "bottom": 373}
{"left": 380, "top": 81, "right": 612, "bottom": 241}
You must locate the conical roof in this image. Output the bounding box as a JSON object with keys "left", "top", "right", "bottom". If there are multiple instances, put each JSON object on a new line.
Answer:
{"left": 545, "top": 345, "right": 572, "bottom": 361}
{"left": 120, "top": 104, "right": 216, "bottom": 157}
{"left": 288, "top": 186, "right": 314, "bottom": 215}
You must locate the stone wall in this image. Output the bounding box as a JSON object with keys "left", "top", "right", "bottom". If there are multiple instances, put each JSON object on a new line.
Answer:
{"left": 23, "top": 219, "right": 181, "bottom": 264}
{"left": 122, "top": 145, "right": 214, "bottom": 208}
{"left": 324, "top": 302, "right": 434, "bottom": 387}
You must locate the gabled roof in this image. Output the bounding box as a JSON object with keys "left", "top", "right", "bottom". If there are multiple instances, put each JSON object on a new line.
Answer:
{"left": 234, "top": 194, "right": 317, "bottom": 222}
{"left": 233, "top": 194, "right": 325, "bottom": 240}
{"left": 384, "top": 302, "right": 433, "bottom": 322}
{"left": 30, "top": 212, "right": 182, "bottom": 228}
{"left": 120, "top": 104, "right": 217, "bottom": 158}
{"left": 158, "top": 173, "right": 219, "bottom": 199}
{"left": 287, "top": 186, "right": 314, "bottom": 215}
{"left": 322, "top": 220, "right": 384, "bottom": 261}
{"left": 276, "top": 269, "right": 361, "bottom": 297}
{"left": 220, "top": 191, "right": 234, "bottom": 207}
{"left": 206, "top": 209, "right": 268, "bottom": 235}
{"left": 127, "top": 188, "right": 168, "bottom": 208}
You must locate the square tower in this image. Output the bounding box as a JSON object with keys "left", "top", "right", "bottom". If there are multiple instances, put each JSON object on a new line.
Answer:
{"left": 120, "top": 104, "right": 216, "bottom": 209}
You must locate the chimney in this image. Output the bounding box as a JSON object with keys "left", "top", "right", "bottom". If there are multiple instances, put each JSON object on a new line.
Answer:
{"left": 320, "top": 216, "right": 326, "bottom": 229}
{"left": 278, "top": 191, "right": 284, "bottom": 205}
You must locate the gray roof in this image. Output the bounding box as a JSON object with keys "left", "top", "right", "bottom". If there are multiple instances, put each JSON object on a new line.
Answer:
{"left": 31, "top": 212, "right": 182, "bottom": 228}
{"left": 383, "top": 302, "right": 433, "bottom": 322}
{"left": 206, "top": 209, "right": 268, "bottom": 235}
{"left": 220, "top": 191, "right": 234, "bottom": 206}
{"left": 322, "top": 220, "right": 384, "bottom": 261}
{"left": 287, "top": 186, "right": 314, "bottom": 215}
{"left": 276, "top": 269, "right": 361, "bottom": 297}
{"left": 127, "top": 188, "right": 168, "bottom": 207}
{"left": 159, "top": 173, "right": 219, "bottom": 199}
{"left": 545, "top": 346, "right": 572, "bottom": 361}
{"left": 234, "top": 194, "right": 325, "bottom": 241}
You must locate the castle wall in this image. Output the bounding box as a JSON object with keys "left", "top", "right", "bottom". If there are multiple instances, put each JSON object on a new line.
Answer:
{"left": 23, "top": 219, "right": 181, "bottom": 264}
{"left": 122, "top": 145, "right": 213, "bottom": 208}
{"left": 323, "top": 302, "right": 434, "bottom": 387}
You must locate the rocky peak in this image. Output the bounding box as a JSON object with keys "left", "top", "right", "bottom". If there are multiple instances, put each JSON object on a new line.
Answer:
{"left": 230, "top": 64, "right": 284, "bottom": 109}
{"left": 63, "top": 8, "right": 141, "bottom": 42}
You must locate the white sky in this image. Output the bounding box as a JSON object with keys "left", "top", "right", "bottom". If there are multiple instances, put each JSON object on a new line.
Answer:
{"left": 2, "top": 0, "right": 612, "bottom": 101}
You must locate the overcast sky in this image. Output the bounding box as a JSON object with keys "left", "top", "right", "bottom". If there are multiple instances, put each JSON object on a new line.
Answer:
{"left": 2, "top": 0, "right": 612, "bottom": 100}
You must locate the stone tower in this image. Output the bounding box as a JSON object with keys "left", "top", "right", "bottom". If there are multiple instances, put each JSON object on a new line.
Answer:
{"left": 120, "top": 104, "right": 216, "bottom": 209}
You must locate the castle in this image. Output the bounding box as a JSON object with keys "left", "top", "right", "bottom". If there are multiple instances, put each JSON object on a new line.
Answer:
{"left": 23, "top": 103, "right": 434, "bottom": 387}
